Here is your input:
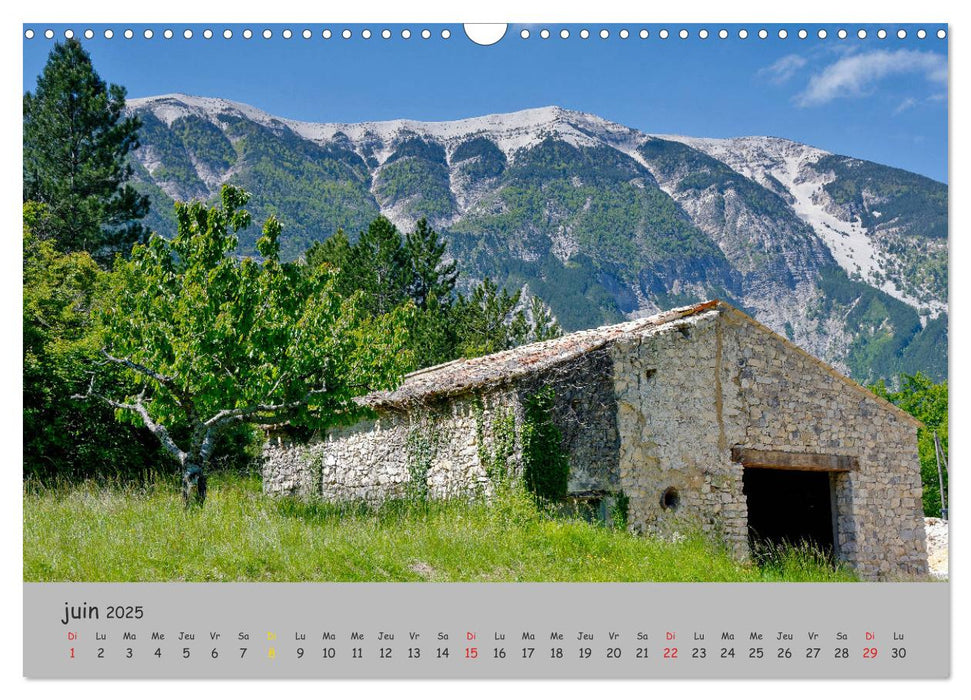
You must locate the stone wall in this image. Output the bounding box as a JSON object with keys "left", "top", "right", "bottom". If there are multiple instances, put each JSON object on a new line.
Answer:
{"left": 263, "top": 388, "right": 520, "bottom": 504}
{"left": 720, "top": 309, "right": 927, "bottom": 579}
{"left": 610, "top": 307, "right": 927, "bottom": 579}
{"left": 611, "top": 309, "right": 748, "bottom": 553}
{"left": 519, "top": 347, "right": 620, "bottom": 493}
{"left": 262, "top": 351, "right": 621, "bottom": 506}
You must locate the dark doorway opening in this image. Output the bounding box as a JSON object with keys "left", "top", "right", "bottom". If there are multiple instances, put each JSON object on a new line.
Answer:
{"left": 743, "top": 468, "right": 835, "bottom": 559}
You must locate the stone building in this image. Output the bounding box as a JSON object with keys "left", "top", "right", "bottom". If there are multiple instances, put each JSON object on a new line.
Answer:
{"left": 263, "top": 300, "right": 928, "bottom": 580}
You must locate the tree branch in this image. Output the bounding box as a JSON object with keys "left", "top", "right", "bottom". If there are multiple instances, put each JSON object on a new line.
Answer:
{"left": 73, "top": 378, "right": 187, "bottom": 465}
{"left": 100, "top": 349, "right": 197, "bottom": 418}
{"left": 203, "top": 387, "right": 328, "bottom": 429}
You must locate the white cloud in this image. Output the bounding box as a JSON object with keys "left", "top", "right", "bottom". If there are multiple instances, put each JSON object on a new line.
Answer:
{"left": 893, "top": 97, "right": 918, "bottom": 115}
{"left": 757, "top": 54, "right": 808, "bottom": 85}
{"left": 795, "top": 49, "right": 947, "bottom": 107}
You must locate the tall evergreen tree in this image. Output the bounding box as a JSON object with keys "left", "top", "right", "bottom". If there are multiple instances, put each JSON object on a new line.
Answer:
{"left": 453, "top": 278, "right": 530, "bottom": 358}
{"left": 406, "top": 217, "right": 457, "bottom": 309}
{"left": 23, "top": 38, "right": 149, "bottom": 264}
{"left": 305, "top": 229, "right": 353, "bottom": 295}
{"left": 349, "top": 217, "right": 412, "bottom": 316}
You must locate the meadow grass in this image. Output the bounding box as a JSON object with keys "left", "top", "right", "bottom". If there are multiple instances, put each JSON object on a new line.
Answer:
{"left": 23, "top": 472, "right": 857, "bottom": 583}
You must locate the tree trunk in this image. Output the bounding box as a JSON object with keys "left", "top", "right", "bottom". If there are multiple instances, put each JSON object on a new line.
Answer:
{"left": 181, "top": 463, "right": 207, "bottom": 508}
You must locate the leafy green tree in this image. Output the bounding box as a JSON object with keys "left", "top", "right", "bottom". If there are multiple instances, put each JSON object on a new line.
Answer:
{"left": 23, "top": 38, "right": 149, "bottom": 263}
{"left": 23, "top": 203, "right": 164, "bottom": 482}
{"left": 871, "top": 372, "right": 948, "bottom": 516}
{"left": 75, "top": 186, "right": 413, "bottom": 505}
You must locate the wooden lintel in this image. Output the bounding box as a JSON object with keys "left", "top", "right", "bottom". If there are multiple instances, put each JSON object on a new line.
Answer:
{"left": 731, "top": 447, "right": 859, "bottom": 472}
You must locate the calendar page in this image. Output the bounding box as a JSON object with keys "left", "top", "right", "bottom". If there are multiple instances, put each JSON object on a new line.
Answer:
{"left": 21, "top": 20, "right": 950, "bottom": 680}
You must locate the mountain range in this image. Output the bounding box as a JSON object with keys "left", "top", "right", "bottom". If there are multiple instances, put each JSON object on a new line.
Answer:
{"left": 126, "top": 94, "right": 948, "bottom": 383}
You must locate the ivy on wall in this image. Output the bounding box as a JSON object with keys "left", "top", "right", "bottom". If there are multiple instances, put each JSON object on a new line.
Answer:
{"left": 521, "top": 386, "right": 570, "bottom": 501}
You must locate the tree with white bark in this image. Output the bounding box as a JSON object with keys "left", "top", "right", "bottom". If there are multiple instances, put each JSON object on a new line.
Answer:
{"left": 74, "top": 186, "right": 413, "bottom": 505}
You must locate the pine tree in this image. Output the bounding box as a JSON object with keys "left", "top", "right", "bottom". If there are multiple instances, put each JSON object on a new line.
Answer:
{"left": 349, "top": 217, "right": 412, "bottom": 316}
{"left": 23, "top": 39, "right": 149, "bottom": 264}
{"left": 406, "top": 217, "right": 457, "bottom": 309}
{"left": 453, "top": 278, "right": 530, "bottom": 358}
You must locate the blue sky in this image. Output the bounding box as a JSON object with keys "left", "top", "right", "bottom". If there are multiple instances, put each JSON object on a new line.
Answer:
{"left": 23, "top": 23, "right": 949, "bottom": 182}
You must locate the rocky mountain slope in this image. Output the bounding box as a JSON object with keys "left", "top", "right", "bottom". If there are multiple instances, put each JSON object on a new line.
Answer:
{"left": 126, "top": 94, "right": 948, "bottom": 383}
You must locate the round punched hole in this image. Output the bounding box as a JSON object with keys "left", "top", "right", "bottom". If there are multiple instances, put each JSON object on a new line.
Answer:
{"left": 857, "top": 29, "right": 867, "bottom": 39}
{"left": 322, "top": 29, "right": 332, "bottom": 39}
{"left": 937, "top": 29, "right": 947, "bottom": 39}
{"left": 84, "top": 29, "right": 94, "bottom": 39}
{"left": 540, "top": 29, "right": 550, "bottom": 39}
{"left": 917, "top": 29, "right": 927, "bottom": 39}
{"left": 421, "top": 29, "right": 430, "bottom": 39}
{"left": 382, "top": 29, "right": 391, "bottom": 39}
{"left": 302, "top": 29, "right": 312, "bottom": 39}
{"left": 659, "top": 29, "right": 669, "bottom": 39}
{"left": 520, "top": 29, "right": 530, "bottom": 39}
{"left": 282, "top": 29, "right": 292, "bottom": 39}
{"left": 560, "top": 29, "right": 569, "bottom": 39}
{"left": 758, "top": 29, "right": 768, "bottom": 39}
{"left": 580, "top": 29, "right": 589, "bottom": 39}
{"left": 464, "top": 23, "right": 507, "bottom": 45}
{"left": 818, "top": 29, "right": 827, "bottom": 39}
{"left": 262, "top": 29, "right": 272, "bottom": 39}
{"left": 877, "top": 29, "right": 887, "bottom": 39}
{"left": 223, "top": 29, "right": 233, "bottom": 39}
{"left": 25, "top": 28, "right": 34, "bottom": 39}
{"left": 442, "top": 29, "right": 451, "bottom": 39}
{"left": 619, "top": 29, "right": 629, "bottom": 39}
{"left": 203, "top": 29, "right": 213, "bottom": 39}
{"left": 242, "top": 29, "right": 253, "bottom": 40}
{"left": 798, "top": 28, "right": 808, "bottom": 39}
{"left": 363, "top": 29, "right": 373, "bottom": 39}
{"left": 661, "top": 487, "right": 681, "bottom": 511}
{"left": 600, "top": 29, "right": 609, "bottom": 39}
{"left": 342, "top": 29, "right": 352, "bottom": 39}
{"left": 124, "top": 29, "right": 134, "bottom": 39}
{"left": 679, "top": 29, "right": 688, "bottom": 39}
{"left": 778, "top": 29, "right": 788, "bottom": 39}
{"left": 738, "top": 29, "right": 748, "bottom": 39}
{"left": 401, "top": 28, "right": 411, "bottom": 39}
{"left": 718, "top": 29, "right": 728, "bottom": 39}
{"left": 104, "top": 29, "right": 114, "bottom": 39}
{"left": 44, "top": 29, "right": 54, "bottom": 39}
{"left": 837, "top": 28, "right": 847, "bottom": 39}
{"left": 183, "top": 29, "right": 193, "bottom": 39}
{"left": 163, "top": 29, "right": 173, "bottom": 39}
{"left": 897, "top": 29, "right": 907, "bottom": 39}
{"left": 64, "top": 29, "right": 74, "bottom": 39}
{"left": 698, "top": 29, "right": 708, "bottom": 39}
{"left": 144, "top": 29, "right": 154, "bottom": 39}
{"left": 639, "top": 29, "right": 648, "bottom": 39}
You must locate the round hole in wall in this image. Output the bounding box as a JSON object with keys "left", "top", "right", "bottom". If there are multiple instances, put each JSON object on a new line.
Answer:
{"left": 661, "top": 487, "right": 681, "bottom": 511}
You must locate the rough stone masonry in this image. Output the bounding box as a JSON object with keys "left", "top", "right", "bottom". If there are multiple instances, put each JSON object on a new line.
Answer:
{"left": 262, "top": 301, "right": 928, "bottom": 580}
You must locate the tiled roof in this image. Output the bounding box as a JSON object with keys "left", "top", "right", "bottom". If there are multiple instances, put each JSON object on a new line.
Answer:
{"left": 365, "top": 300, "right": 720, "bottom": 409}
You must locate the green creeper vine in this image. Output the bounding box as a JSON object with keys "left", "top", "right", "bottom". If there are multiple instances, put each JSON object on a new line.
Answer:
{"left": 474, "top": 397, "right": 517, "bottom": 481}
{"left": 405, "top": 424, "right": 440, "bottom": 501}
{"left": 521, "top": 386, "right": 570, "bottom": 502}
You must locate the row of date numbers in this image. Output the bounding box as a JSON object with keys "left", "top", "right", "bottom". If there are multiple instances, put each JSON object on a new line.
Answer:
{"left": 74, "top": 645, "right": 908, "bottom": 661}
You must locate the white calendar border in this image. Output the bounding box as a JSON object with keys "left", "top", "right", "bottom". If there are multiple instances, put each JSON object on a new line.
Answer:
{"left": 5, "top": 0, "right": 962, "bottom": 697}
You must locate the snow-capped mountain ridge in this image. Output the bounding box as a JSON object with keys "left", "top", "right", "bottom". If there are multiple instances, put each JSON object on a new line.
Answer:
{"left": 126, "top": 94, "right": 948, "bottom": 382}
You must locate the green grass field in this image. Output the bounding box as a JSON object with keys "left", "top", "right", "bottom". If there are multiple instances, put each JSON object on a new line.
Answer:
{"left": 23, "top": 473, "right": 856, "bottom": 583}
